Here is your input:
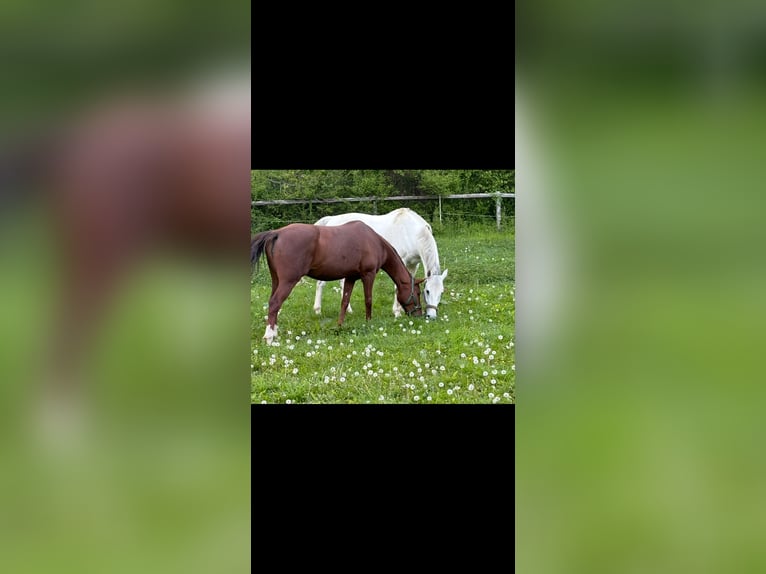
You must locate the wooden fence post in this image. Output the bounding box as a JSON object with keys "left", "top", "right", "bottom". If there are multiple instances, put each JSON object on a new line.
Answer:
{"left": 495, "top": 192, "right": 502, "bottom": 231}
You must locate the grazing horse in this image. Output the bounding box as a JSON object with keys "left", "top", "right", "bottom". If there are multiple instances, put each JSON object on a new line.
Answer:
{"left": 51, "top": 81, "right": 249, "bottom": 383}
{"left": 250, "top": 221, "right": 423, "bottom": 345}
{"left": 1, "top": 72, "right": 251, "bottom": 425}
{"left": 313, "top": 207, "right": 448, "bottom": 319}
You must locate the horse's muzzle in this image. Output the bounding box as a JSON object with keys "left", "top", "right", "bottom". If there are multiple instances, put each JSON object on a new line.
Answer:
{"left": 405, "top": 303, "right": 423, "bottom": 317}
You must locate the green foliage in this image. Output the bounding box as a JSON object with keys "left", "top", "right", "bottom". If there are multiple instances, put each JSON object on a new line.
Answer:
{"left": 1, "top": 0, "right": 250, "bottom": 127}
{"left": 251, "top": 169, "right": 515, "bottom": 231}
{"left": 419, "top": 170, "right": 462, "bottom": 195}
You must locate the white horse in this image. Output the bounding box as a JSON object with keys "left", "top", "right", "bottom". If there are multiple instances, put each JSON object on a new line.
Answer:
{"left": 313, "top": 207, "right": 448, "bottom": 319}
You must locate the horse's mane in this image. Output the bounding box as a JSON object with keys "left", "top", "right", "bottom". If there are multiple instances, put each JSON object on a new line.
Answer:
{"left": 395, "top": 208, "right": 439, "bottom": 274}
{"left": 415, "top": 222, "right": 440, "bottom": 275}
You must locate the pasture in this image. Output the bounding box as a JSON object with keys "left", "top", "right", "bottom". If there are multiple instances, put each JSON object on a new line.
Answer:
{"left": 251, "top": 225, "right": 515, "bottom": 404}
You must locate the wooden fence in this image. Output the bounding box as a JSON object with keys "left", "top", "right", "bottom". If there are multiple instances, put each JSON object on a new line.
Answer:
{"left": 251, "top": 192, "right": 515, "bottom": 230}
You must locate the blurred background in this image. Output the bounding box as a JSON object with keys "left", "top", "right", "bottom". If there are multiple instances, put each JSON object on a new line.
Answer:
{"left": 517, "top": 1, "right": 766, "bottom": 572}
{"left": 0, "top": 1, "right": 250, "bottom": 572}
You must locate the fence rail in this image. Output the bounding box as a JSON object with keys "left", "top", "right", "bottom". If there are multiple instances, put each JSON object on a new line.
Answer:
{"left": 252, "top": 192, "right": 515, "bottom": 230}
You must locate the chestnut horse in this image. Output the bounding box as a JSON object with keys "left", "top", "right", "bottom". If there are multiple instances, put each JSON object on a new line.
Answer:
{"left": 54, "top": 91, "right": 249, "bottom": 373}
{"left": 250, "top": 221, "right": 423, "bottom": 345}
{"left": 3, "top": 74, "right": 251, "bottom": 420}
{"left": 313, "top": 208, "right": 448, "bottom": 319}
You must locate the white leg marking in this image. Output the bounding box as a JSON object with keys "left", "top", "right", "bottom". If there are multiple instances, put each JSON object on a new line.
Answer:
{"left": 263, "top": 324, "right": 278, "bottom": 345}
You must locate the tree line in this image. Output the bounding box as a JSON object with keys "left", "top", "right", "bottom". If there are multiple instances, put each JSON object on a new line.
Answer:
{"left": 251, "top": 170, "right": 515, "bottom": 231}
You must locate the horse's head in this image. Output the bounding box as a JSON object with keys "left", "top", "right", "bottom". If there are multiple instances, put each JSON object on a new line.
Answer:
{"left": 423, "top": 269, "right": 448, "bottom": 319}
{"left": 402, "top": 276, "right": 424, "bottom": 317}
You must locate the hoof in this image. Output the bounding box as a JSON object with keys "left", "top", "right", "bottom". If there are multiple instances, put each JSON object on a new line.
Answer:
{"left": 263, "top": 324, "right": 278, "bottom": 345}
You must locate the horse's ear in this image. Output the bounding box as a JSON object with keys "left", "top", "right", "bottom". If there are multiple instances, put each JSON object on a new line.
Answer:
{"left": 415, "top": 277, "right": 425, "bottom": 285}
{"left": 442, "top": 268, "right": 448, "bottom": 280}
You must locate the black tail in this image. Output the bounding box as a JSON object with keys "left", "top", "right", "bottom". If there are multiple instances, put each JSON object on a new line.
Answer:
{"left": 250, "top": 230, "right": 278, "bottom": 273}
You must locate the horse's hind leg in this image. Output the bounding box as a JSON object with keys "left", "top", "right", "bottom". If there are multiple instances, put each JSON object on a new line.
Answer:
{"left": 262, "top": 267, "right": 280, "bottom": 343}
{"left": 263, "top": 278, "right": 299, "bottom": 345}
{"left": 314, "top": 279, "right": 353, "bottom": 315}
{"left": 313, "top": 280, "right": 326, "bottom": 314}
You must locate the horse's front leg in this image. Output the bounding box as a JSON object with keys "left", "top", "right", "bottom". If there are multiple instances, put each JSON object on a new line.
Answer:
{"left": 361, "top": 274, "right": 375, "bottom": 321}
{"left": 338, "top": 278, "right": 356, "bottom": 325}
{"left": 340, "top": 278, "right": 353, "bottom": 314}
{"left": 392, "top": 286, "right": 403, "bottom": 318}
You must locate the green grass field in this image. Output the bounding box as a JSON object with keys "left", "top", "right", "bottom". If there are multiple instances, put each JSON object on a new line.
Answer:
{"left": 251, "top": 225, "right": 515, "bottom": 404}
